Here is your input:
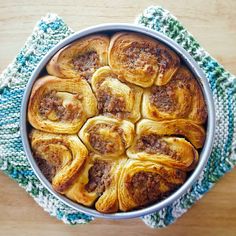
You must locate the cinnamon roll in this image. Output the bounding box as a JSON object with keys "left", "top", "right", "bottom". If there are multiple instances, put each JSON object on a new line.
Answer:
{"left": 46, "top": 34, "right": 109, "bottom": 81}
{"left": 142, "top": 66, "right": 207, "bottom": 124}
{"left": 65, "top": 155, "right": 127, "bottom": 213}
{"left": 79, "top": 116, "right": 134, "bottom": 157}
{"left": 118, "top": 159, "right": 186, "bottom": 211}
{"left": 30, "top": 129, "right": 88, "bottom": 193}
{"left": 134, "top": 119, "right": 205, "bottom": 149}
{"left": 28, "top": 76, "right": 98, "bottom": 134}
{"left": 126, "top": 119, "right": 203, "bottom": 171}
{"left": 91, "top": 66, "right": 143, "bottom": 122}
{"left": 108, "top": 32, "right": 179, "bottom": 87}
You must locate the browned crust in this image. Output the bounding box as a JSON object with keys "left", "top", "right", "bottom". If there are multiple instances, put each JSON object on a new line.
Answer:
{"left": 172, "top": 66, "right": 207, "bottom": 124}
{"left": 108, "top": 32, "right": 180, "bottom": 87}
{"left": 155, "top": 43, "right": 180, "bottom": 85}
{"left": 118, "top": 160, "right": 186, "bottom": 211}
{"left": 108, "top": 32, "right": 160, "bottom": 87}
{"left": 30, "top": 129, "right": 88, "bottom": 193}
{"left": 144, "top": 66, "right": 207, "bottom": 124}
{"left": 46, "top": 34, "right": 110, "bottom": 79}
{"left": 28, "top": 75, "right": 97, "bottom": 134}
{"left": 53, "top": 161, "right": 85, "bottom": 193}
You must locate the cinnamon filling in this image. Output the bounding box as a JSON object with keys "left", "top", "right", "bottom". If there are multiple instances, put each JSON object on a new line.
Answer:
{"left": 156, "top": 48, "right": 175, "bottom": 74}
{"left": 150, "top": 85, "right": 177, "bottom": 112}
{"left": 88, "top": 124, "right": 124, "bottom": 154}
{"left": 97, "top": 89, "right": 130, "bottom": 119}
{"left": 124, "top": 43, "right": 177, "bottom": 75}
{"left": 85, "top": 160, "right": 111, "bottom": 195}
{"left": 124, "top": 42, "right": 157, "bottom": 72}
{"left": 73, "top": 51, "right": 100, "bottom": 80}
{"left": 39, "top": 90, "right": 82, "bottom": 121}
{"left": 126, "top": 171, "right": 170, "bottom": 206}
{"left": 33, "top": 143, "right": 65, "bottom": 182}
{"left": 136, "top": 134, "right": 180, "bottom": 160}
{"left": 35, "top": 157, "right": 56, "bottom": 182}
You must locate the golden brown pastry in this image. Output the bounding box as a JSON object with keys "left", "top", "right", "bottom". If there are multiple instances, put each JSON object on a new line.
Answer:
{"left": 46, "top": 34, "right": 109, "bottom": 81}
{"left": 108, "top": 32, "right": 179, "bottom": 87}
{"left": 142, "top": 66, "right": 207, "bottom": 124}
{"left": 79, "top": 116, "right": 134, "bottom": 157}
{"left": 28, "top": 75, "right": 98, "bottom": 134}
{"left": 118, "top": 159, "right": 186, "bottom": 211}
{"left": 30, "top": 129, "right": 88, "bottom": 193}
{"left": 126, "top": 119, "right": 201, "bottom": 171}
{"left": 154, "top": 43, "right": 180, "bottom": 86}
{"left": 65, "top": 154, "right": 127, "bottom": 213}
{"left": 134, "top": 119, "right": 206, "bottom": 149}
{"left": 91, "top": 66, "right": 143, "bottom": 122}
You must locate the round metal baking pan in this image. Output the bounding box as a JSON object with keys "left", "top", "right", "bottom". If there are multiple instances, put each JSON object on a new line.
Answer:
{"left": 20, "top": 23, "right": 215, "bottom": 219}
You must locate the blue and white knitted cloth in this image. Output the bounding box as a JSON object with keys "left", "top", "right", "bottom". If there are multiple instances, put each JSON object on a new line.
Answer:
{"left": 0, "top": 6, "right": 235, "bottom": 228}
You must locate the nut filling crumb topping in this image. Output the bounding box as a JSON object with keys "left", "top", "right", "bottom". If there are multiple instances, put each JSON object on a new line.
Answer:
{"left": 136, "top": 134, "right": 180, "bottom": 160}
{"left": 35, "top": 156, "right": 57, "bottom": 182}
{"left": 156, "top": 48, "right": 175, "bottom": 75}
{"left": 150, "top": 85, "right": 177, "bottom": 112}
{"left": 85, "top": 160, "right": 111, "bottom": 195}
{"left": 39, "top": 90, "right": 82, "bottom": 121}
{"left": 124, "top": 42, "right": 157, "bottom": 72}
{"left": 126, "top": 171, "right": 174, "bottom": 206}
{"left": 123, "top": 43, "right": 174, "bottom": 75}
{"left": 73, "top": 51, "right": 100, "bottom": 80}
{"left": 88, "top": 123, "right": 125, "bottom": 154}
{"left": 33, "top": 141, "right": 68, "bottom": 182}
{"left": 97, "top": 89, "right": 131, "bottom": 119}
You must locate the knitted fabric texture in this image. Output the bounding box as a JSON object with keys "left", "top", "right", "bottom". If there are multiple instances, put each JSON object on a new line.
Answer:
{"left": 0, "top": 6, "right": 235, "bottom": 228}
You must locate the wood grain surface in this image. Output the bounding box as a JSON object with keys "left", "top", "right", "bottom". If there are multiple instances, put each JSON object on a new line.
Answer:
{"left": 0, "top": 0, "right": 236, "bottom": 236}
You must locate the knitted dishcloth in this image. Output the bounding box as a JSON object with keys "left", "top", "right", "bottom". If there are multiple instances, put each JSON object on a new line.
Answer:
{"left": 0, "top": 6, "right": 235, "bottom": 228}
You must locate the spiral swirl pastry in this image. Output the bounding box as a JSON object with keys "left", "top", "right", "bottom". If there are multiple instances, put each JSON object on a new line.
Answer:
{"left": 30, "top": 129, "right": 88, "bottom": 193}
{"left": 118, "top": 159, "right": 186, "bottom": 211}
{"left": 91, "top": 66, "right": 143, "bottom": 122}
{"left": 28, "top": 76, "right": 98, "bottom": 134}
{"left": 108, "top": 32, "right": 180, "bottom": 87}
{"left": 142, "top": 66, "right": 207, "bottom": 124}
{"left": 65, "top": 155, "right": 127, "bottom": 213}
{"left": 79, "top": 116, "right": 134, "bottom": 157}
{"left": 127, "top": 119, "right": 205, "bottom": 170}
{"left": 46, "top": 34, "right": 109, "bottom": 81}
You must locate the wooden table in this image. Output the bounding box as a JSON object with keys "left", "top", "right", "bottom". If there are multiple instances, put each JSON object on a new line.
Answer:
{"left": 0, "top": 1, "right": 236, "bottom": 235}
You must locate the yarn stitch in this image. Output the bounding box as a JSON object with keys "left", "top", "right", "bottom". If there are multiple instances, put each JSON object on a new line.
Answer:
{"left": 0, "top": 6, "right": 235, "bottom": 228}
